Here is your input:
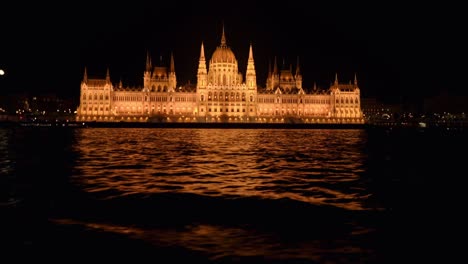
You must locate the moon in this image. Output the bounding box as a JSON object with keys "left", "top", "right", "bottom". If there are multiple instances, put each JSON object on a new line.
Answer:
{"left": 0, "top": 69, "right": 4, "bottom": 75}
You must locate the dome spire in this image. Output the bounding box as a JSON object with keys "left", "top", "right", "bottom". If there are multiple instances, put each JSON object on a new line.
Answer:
{"left": 221, "top": 24, "right": 227, "bottom": 46}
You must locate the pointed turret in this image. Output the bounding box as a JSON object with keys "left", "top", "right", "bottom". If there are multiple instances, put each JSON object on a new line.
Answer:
{"left": 146, "top": 51, "right": 152, "bottom": 72}
{"left": 273, "top": 56, "right": 278, "bottom": 74}
{"left": 106, "top": 67, "right": 110, "bottom": 83}
{"left": 295, "top": 56, "right": 300, "bottom": 76}
{"left": 198, "top": 42, "right": 207, "bottom": 74}
{"left": 268, "top": 59, "right": 272, "bottom": 77}
{"left": 295, "top": 56, "right": 302, "bottom": 89}
{"left": 354, "top": 73, "right": 358, "bottom": 86}
{"left": 334, "top": 73, "right": 339, "bottom": 86}
{"left": 197, "top": 42, "right": 208, "bottom": 88}
{"left": 83, "top": 67, "right": 88, "bottom": 83}
{"left": 200, "top": 42, "right": 205, "bottom": 61}
{"left": 143, "top": 51, "right": 152, "bottom": 89}
{"left": 170, "top": 52, "right": 175, "bottom": 73}
{"left": 246, "top": 43, "right": 257, "bottom": 89}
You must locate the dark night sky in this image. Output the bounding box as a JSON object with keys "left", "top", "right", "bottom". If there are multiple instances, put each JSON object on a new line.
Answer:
{"left": 0, "top": 1, "right": 465, "bottom": 104}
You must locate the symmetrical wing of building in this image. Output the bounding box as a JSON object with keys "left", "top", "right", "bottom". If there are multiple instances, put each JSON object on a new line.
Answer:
{"left": 76, "top": 27, "right": 364, "bottom": 124}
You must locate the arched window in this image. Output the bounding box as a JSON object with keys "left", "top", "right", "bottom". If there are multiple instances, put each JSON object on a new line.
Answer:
{"left": 158, "top": 85, "right": 161, "bottom": 92}
{"left": 223, "top": 74, "right": 227, "bottom": 85}
{"left": 83, "top": 93, "right": 86, "bottom": 100}
{"left": 201, "top": 94, "right": 204, "bottom": 101}
{"left": 94, "top": 94, "right": 97, "bottom": 100}
{"left": 89, "top": 95, "right": 92, "bottom": 100}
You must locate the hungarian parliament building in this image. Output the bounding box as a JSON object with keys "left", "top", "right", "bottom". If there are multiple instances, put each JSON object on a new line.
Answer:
{"left": 76, "top": 28, "right": 363, "bottom": 124}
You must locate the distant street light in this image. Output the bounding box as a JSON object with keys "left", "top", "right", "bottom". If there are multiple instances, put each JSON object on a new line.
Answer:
{"left": 0, "top": 69, "right": 4, "bottom": 75}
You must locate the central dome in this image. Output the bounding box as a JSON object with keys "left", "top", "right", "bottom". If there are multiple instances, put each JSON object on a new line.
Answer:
{"left": 210, "top": 26, "right": 237, "bottom": 64}
{"left": 211, "top": 46, "right": 236, "bottom": 63}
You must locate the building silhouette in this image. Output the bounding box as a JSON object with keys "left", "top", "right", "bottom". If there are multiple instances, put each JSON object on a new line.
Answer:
{"left": 76, "top": 27, "right": 363, "bottom": 124}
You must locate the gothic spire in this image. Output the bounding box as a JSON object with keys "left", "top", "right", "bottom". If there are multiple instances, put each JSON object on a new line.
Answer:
{"left": 106, "top": 67, "right": 110, "bottom": 82}
{"left": 248, "top": 43, "right": 254, "bottom": 61}
{"left": 246, "top": 43, "right": 256, "bottom": 88}
{"left": 146, "top": 51, "right": 152, "bottom": 72}
{"left": 273, "top": 56, "right": 278, "bottom": 74}
{"left": 200, "top": 42, "right": 205, "bottom": 60}
{"left": 197, "top": 42, "right": 207, "bottom": 75}
{"left": 170, "top": 52, "right": 175, "bottom": 73}
{"left": 268, "top": 59, "right": 272, "bottom": 77}
{"left": 334, "top": 73, "right": 339, "bottom": 86}
{"left": 83, "top": 67, "right": 87, "bottom": 83}
{"left": 354, "top": 72, "right": 358, "bottom": 85}
{"left": 295, "top": 56, "right": 301, "bottom": 76}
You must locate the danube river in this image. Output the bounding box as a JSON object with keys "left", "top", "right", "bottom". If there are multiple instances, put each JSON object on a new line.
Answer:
{"left": 1, "top": 127, "right": 465, "bottom": 263}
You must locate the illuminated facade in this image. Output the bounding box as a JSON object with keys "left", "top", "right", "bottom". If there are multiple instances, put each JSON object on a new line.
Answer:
{"left": 76, "top": 28, "right": 363, "bottom": 123}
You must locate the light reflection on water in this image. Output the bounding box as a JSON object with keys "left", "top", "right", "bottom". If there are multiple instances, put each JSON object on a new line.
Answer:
{"left": 4, "top": 126, "right": 466, "bottom": 263}
{"left": 71, "top": 128, "right": 372, "bottom": 211}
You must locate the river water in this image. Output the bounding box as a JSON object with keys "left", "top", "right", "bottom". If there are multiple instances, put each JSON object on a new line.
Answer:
{"left": 1, "top": 126, "right": 465, "bottom": 263}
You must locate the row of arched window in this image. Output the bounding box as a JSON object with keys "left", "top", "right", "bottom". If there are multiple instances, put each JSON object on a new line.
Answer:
{"left": 83, "top": 93, "right": 109, "bottom": 101}
{"left": 335, "top": 97, "right": 359, "bottom": 104}
{"left": 150, "top": 85, "right": 168, "bottom": 92}
{"left": 201, "top": 92, "right": 253, "bottom": 102}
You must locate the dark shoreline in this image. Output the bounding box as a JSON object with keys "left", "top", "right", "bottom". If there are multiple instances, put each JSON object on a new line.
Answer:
{"left": 81, "top": 121, "right": 367, "bottom": 129}
{"left": 2, "top": 120, "right": 467, "bottom": 132}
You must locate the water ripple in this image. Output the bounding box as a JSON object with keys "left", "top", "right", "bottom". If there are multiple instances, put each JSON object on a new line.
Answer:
{"left": 71, "top": 128, "right": 372, "bottom": 210}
